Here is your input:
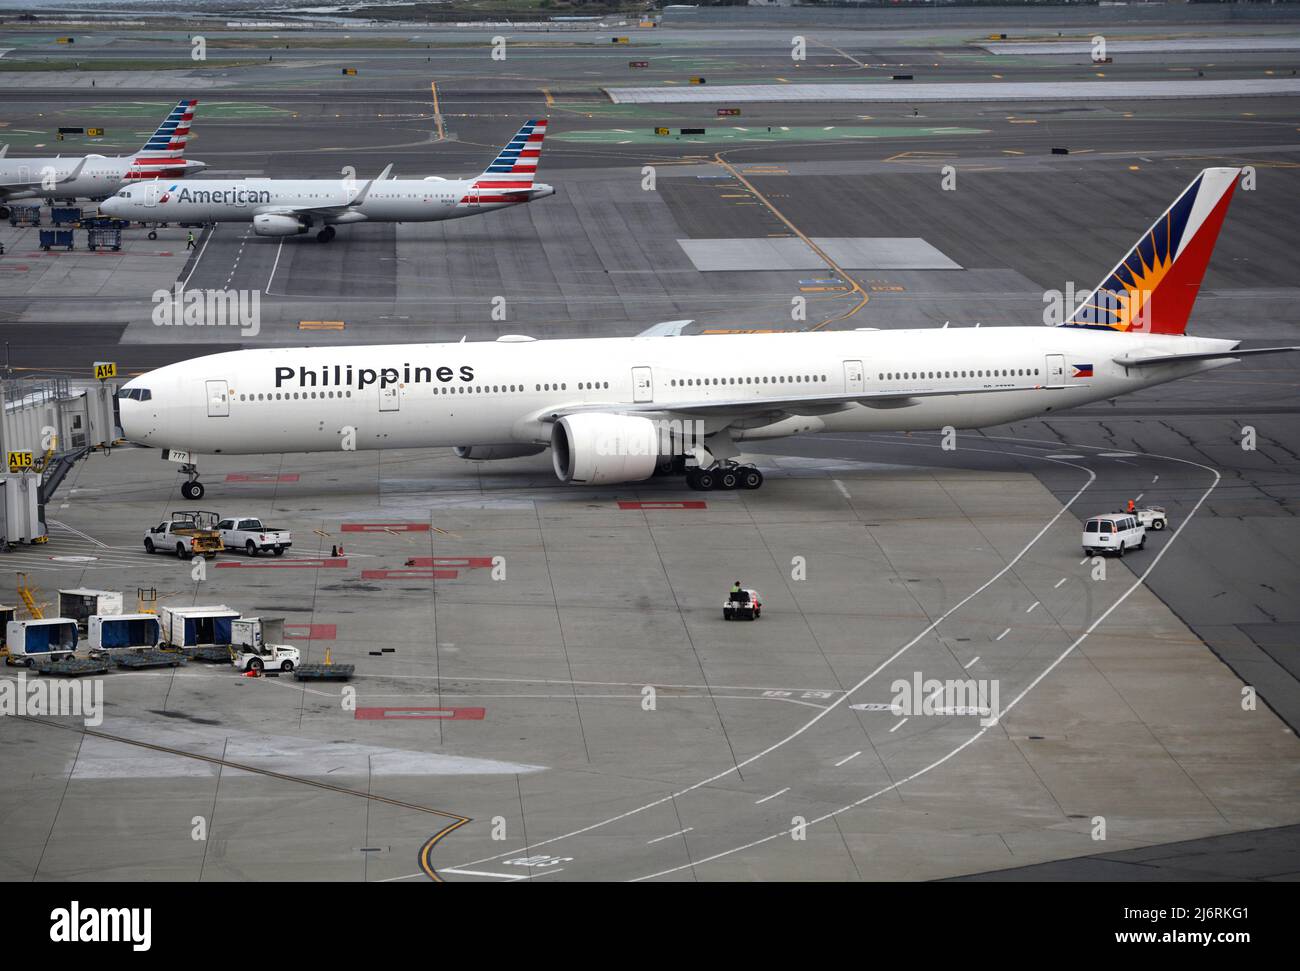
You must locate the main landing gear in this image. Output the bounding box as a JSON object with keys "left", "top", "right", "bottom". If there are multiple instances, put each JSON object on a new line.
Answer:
{"left": 686, "top": 463, "right": 763, "bottom": 491}
{"left": 316, "top": 226, "right": 336, "bottom": 243}
{"left": 179, "top": 463, "right": 205, "bottom": 501}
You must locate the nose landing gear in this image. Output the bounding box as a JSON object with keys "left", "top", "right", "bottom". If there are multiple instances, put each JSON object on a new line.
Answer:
{"left": 179, "top": 463, "right": 205, "bottom": 500}
{"left": 686, "top": 463, "right": 763, "bottom": 491}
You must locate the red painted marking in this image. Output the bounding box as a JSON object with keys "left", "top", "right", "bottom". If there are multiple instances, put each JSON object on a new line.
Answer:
{"left": 285, "top": 624, "right": 337, "bottom": 640}
{"left": 362, "top": 568, "right": 459, "bottom": 580}
{"left": 225, "top": 473, "right": 301, "bottom": 483}
{"left": 618, "top": 501, "right": 708, "bottom": 510}
{"left": 355, "top": 707, "right": 485, "bottom": 721}
{"left": 0, "top": 265, "right": 30, "bottom": 272}
{"left": 402, "top": 556, "right": 494, "bottom": 569}
{"left": 341, "top": 522, "right": 430, "bottom": 532}
{"left": 216, "top": 558, "right": 347, "bottom": 569}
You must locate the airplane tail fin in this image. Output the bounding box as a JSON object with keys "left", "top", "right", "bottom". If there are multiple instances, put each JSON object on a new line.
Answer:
{"left": 128, "top": 98, "right": 198, "bottom": 178}
{"left": 477, "top": 118, "right": 548, "bottom": 185}
{"left": 1062, "top": 167, "right": 1240, "bottom": 335}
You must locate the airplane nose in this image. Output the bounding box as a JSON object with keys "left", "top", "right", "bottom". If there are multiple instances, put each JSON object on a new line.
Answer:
{"left": 100, "top": 197, "right": 123, "bottom": 215}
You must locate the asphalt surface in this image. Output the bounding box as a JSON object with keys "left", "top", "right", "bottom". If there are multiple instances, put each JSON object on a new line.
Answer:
{"left": 0, "top": 7, "right": 1296, "bottom": 882}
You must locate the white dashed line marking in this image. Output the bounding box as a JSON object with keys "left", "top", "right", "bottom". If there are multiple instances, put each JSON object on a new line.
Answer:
{"left": 996, "top": 628, "right": 1010, "bottom": 641}
{"left": 889, "top": 717, "right": 908, "bottom": 733}
{"left": 833, "top": 479, "right": 851, "bottom": 500}
{"left": 834, "top": 751, "right": 861, "bottom": 767}
{"left": 1054, "top": 577, "right": 1067, "bottom": 589}
{"left": 755, "top": 788, "right": 789, "bottom": 805}
{"left": 647, "top": 828, "right": 693, "bottom": 845}
{"left": 1026, "top": 601, "right": 1039, "bottom": 613}
{"left": 964, "top": 656, "right": 980, "bottom": 669}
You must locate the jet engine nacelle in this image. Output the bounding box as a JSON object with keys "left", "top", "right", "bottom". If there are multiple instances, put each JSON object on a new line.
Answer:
{"left": 253, "top": 213, "right": 307, "bottom": 237}
{"left": 551, "top": 413, "right": 660, "bottom": 485}
{"left": 453, "top": 444, "right": 547, "bottom": 461}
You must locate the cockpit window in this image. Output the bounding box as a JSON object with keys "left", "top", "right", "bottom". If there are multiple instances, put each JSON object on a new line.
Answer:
{"left": 119, "top": 388, "right": 152, "bottom": 401}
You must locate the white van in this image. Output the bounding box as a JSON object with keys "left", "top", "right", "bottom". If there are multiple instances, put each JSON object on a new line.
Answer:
{"left": 1082, "top": 513, "right": 1146, "bottom": 557}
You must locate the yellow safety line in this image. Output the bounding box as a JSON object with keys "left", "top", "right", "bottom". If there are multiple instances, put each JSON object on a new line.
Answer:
{"left": 542, "top": 86, "right": 554, "bottom": 107}
{"left": 712, "top": 153, "right": 868, "bottom": 329}
{"left": 431, "top": 81, "right": 445, "bottom": 141}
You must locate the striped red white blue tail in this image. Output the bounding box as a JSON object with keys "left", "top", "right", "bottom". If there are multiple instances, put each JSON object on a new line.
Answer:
{"left": 1062, "top": 167, "right": 1240, "bottom": 336}
{"left": 479, "top": 118, "right": 547, "bottom": 184}
{"left": 127, "top": 99, "right": 198, "bottom": 179}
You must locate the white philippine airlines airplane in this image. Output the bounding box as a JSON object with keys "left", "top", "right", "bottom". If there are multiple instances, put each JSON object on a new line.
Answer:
{"left": 100, "top": 118, "right": 553, "bottom": 243}
{"left": 119, "top": 167, "right": 1295, "bottom": 500}
{"left": 0, "top": 99, "right": 204, "bottom": 218}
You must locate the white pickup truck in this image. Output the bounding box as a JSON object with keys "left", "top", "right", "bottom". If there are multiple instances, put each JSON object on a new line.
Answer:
{"left": 217, "top": 516, "right": 292, "bottom": 557}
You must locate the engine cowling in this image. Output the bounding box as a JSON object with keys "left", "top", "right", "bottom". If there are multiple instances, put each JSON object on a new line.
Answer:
{"left": 453, "top": 444, "right": 546, "bottom": 461}
{"left": 551, "top": 413, "right": 661, "bottom": 485}
{"left": 253, "top": 213, "right": 307, "bottom": 237}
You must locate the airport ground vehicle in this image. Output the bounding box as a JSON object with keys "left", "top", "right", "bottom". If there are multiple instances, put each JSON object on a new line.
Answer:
{"left": 87, "top": 613, "right": 162, "bottom": 654}
{"left": 86, "top": 222, "right": 122, "bottom": 251}
{"left": 5, "top": 618, "right": 78, "bottom": 664}
{"left": 58, "top": 588, "right": 123, "bottom": 634}
{"left": 217, "top": 516, "right": 292, "bottom": 556}
{"left": 143, "top": 510, "right": 223, "bottom": 558}
{"left": 230, "top": 616, "right": 299, "bottom": 672}
{"left": 159, "top": 604, "right": 239, "bottom": 650}
{"left": 7, "top": 205, "right": 40, "bottom": 227}
{"left": 1082, "top": 513, "right": 1146, "bottom": 557}
{"left": 1134, "top": 505, "right": 1168, "bottom": 531}
{"left": 38, "top": 229, "right": 73, "bottom": 251}
{"left": 723, "top": 588, "right": 762, "bottom": 621}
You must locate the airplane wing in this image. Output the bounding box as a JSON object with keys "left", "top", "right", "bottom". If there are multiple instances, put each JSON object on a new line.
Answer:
{"left": 542, "top": 383, "right": 1060, "bottom": 423}
{"left": 0, "top": 156, "right": 86, "bottom": 192}
{"left": 252, "top": 163, "right": 393, "bottom": 219}
{"left": 636, "top": 319, "right": 694, "bottom": 338}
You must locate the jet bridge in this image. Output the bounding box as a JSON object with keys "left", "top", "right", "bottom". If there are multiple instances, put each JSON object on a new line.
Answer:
{"left": 0, "top": 376, "right": 120, "bottom": 547}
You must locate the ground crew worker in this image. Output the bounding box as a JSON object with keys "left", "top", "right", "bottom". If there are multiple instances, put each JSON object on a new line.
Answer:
{"left": 730, "top": 580, "right": 744, "bottom": 602}
{"left": 186, "top": 230, "right": 196, "bottom": 250}
{"left": 1127, "top": 498, "right": 1136, "bottom": 513}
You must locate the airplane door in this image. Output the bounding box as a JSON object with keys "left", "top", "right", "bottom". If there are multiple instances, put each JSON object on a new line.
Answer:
{"left": 632, "top": 366, "right": 653, "bottom": 403}
{"left": 843, "top": 360, "right": 865, "bottom": 393}
{"left": 142, "top": 181, "right": 162, "bottom": 208}
{"left": 205, "top": 379, "right": 230, "bottom": 417}
{"left": 379, "top": 386, "right": 400, "bottom": 412}
{"left": 1045, "top": 354, "right": 1066, "bottom": 387}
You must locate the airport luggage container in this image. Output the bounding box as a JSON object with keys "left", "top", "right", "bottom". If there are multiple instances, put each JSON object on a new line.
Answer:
{"left": 51, "top": 206, "right": 82, "bottom": 226}
{"left": 0, "top": 605, "right": 15, "bottom": 653}
{"left": 38, "top": 229, "right": 74, "bottom": 251}
{"left": 5, "top": 618, "right": 79, "bottom": 665}
{"left": 59, "top": 588, "right": 124, "bottom": 634}
{"left": 8, "top": 205, "right": 40, "bottom": 227}
{"left": 88, "top": 613, "right": 161, "bottom": 653}
{"left": 86, "top": 224, "right": 122, "bottom": 251}
{"left": 159, "top": 604, "right": 239, "bottom": 659}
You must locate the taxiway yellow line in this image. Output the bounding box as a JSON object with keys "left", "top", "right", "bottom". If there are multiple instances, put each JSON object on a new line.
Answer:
{"left": 712, "top": 153, "right": 868, "bottom": 329}
{"left": 431, "top": 81, "right": 445, "bottom": 140}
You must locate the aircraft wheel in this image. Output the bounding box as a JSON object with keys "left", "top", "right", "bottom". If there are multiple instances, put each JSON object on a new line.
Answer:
{"left": 718, "top": 468, "right": 739, "bottom": 490}
{"left": 317, "top": 227, "right": 335, "bottom": 243}
{"left": 147, "top": 230, "right": 157, "bottom": 240}
{"left": 739, "top": 467, "right": 763, "bottom": 490}
{"left": 181, "top": 480, "right": 204, "bottom": 500}
{"left": 694, "top": 469, "right": 716, "bottom": 491}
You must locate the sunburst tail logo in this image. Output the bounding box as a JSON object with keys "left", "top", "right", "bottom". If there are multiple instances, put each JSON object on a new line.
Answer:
{"left": 1061, "top": 167, "right": 1240, "bottom": 336}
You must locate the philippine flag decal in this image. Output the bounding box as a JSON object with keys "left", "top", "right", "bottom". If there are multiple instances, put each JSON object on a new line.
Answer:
{"left": 1072, "top": 363, "right": 1095, "bottom": 378}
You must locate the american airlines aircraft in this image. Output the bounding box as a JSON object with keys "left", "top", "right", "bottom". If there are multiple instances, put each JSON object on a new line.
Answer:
{"left": 100, "top": 118, "right": 553, "bottom": 243}
{"left": 0, "top": 99, "right": 204, "bottom": 218}
{"left": 119, "top": 167, "right": 1295, "bottom": 499}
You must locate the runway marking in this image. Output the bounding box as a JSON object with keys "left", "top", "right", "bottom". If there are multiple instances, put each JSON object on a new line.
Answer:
{"left": 964, "top": 655, "right": 981, "bottom": 669}
{"left": 179, "top": 223, "right": 215, "bottom": 289}
{"left": 834, "top": 751, "right": 861, "bottom": 767}
{"left": 266, "top": 239, "right": 284, "bottom": 293}
{"left": 439, "top": 867, "right": 526, "bottom": 880}
{"left": 451, "top": 449, "right": 1097, "bottom": 877}
{"left": 889, "top": 718, "right": 908, "bottom": 733}
{"left": 1054, "top": 578, "right": 1067, "bottom": 589}
{"left": 755, "top": 788, "right": 789, "bottom": 804}
{"left": 1152, "top": 474, "right": 1160, "bottom": 483}
{"left": 833, "top": 478, "right": 852, "bottom": 499}
{"left": 1026, "top": 601, "right": 1040, "bottom": 613}
{"left": 1135, "top": 492, "right": 1144, "bottom": 502}
{"left": 996, "top": 628, "right": 1011, "bottom": 641}
{"left": 1079, "top": 556, "right": 1089, "bottom": 565}
{"left": 647, "top": 828, "right": 693, "bottom": 845}
{"left": 633, "top": 439, "right": 1220, "bottom": 881}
